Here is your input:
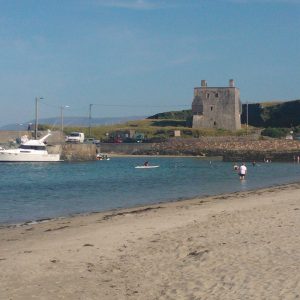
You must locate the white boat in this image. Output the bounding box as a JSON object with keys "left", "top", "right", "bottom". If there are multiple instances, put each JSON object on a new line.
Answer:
{"left": 96, "top": 153, "right": 110, "bottom": 160}
{"left": 0, "top": 131, "right": 60, "bottom": 162}
{"left": 135, "top": 165, "right": 159, "bottom": 169}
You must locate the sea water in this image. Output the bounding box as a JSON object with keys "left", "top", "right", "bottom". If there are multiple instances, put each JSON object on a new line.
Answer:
{"left": 1, "top": 157, "right": 300, "bottom": 224}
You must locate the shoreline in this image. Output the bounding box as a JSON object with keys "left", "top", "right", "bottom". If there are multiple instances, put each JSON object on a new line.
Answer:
{"left": 1, "top": 180, "right": 297, "bottom": 228}
{"left": 1, "top": 182, "right": 300, "bottom": 299}
{"left": 107, "top": 153, "right": 222, "bottom": 159}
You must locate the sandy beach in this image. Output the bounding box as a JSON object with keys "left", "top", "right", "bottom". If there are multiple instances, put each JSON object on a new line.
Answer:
{"left": 1, "top": 184, "right": 300, "bottom": 299}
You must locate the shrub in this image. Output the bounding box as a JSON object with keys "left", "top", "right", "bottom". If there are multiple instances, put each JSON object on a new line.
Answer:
{"left": 261, "top": 127, "right": 289, "bottom": 138}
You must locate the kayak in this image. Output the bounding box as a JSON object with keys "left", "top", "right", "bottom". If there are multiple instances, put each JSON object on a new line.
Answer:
{"left": 135, "top": 165, "right": 159, "bottom": 169}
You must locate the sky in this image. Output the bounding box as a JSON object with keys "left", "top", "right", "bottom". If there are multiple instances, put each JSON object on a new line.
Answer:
{"left": 0, "top": 0, "right": 299, "bottom": 126}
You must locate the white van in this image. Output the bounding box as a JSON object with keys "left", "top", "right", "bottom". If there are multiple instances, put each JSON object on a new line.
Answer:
{"left": 65, "top": 132, "right": 85, "bottom": 143}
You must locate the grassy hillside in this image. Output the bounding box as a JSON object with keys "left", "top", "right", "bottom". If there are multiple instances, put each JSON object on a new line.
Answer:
{"left": 63, "top": 119, "right": 251, "bottom": 141}
{"left": 241, "top": 99, "right": 300, "bottom": 128}
{"left": 151, "top": 100, "right": 300, "bottom": 129}
{"left": 148, "top": 110, "right": 193, "bottom": 120}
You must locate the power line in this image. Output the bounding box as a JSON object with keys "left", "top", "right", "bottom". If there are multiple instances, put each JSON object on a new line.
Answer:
{"left": 40, "top": 101, "right": 190, "bottom": 109}
{"left": 90, "top": 103, "right": 190, "bottom": 108}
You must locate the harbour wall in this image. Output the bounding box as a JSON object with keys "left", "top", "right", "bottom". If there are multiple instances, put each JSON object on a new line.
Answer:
{"left": 48, "top": 144, "right": 97, "bottom": 161}
{"left": 52, "top": 141, "right": 300, "bottom": 162}
{"left": 61, "top": 144, "right": 97, "bottom": 161}
{"left": 99, "top": 143, "right": 154, "bottom": 155}
{"left": 98, "top": 138, "right": 300, "bottom": 162}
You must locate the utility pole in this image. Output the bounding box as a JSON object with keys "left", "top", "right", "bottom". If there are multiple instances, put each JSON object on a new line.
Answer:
{"left": 246, "top": 101, "right": 249, "bottom": 135}
{"left": 89, "top": 104, "right": 93, "bottom": 137}
{"left": 35, "top": 97, "right": 43, "bottom": 139}
{"left": 60, "top": 105, "right": 70, "bottom": 133}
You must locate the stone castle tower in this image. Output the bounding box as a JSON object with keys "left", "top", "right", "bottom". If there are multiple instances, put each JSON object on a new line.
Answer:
{"left": 192, "top": 79, "right": 241, "bottom": 131}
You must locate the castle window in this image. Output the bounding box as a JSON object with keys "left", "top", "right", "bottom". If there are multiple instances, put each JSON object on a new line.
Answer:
{"left": 214, "top": 121, "right": 217, "bottom": 126}
{"left": 206, "top": 93, "right": 210, "bottom": 99}
{"left": 215, "top": 93, "right": 219, "bottom": 98}
{"left": 210, "top": 106, "right": 213, "bottom": 111}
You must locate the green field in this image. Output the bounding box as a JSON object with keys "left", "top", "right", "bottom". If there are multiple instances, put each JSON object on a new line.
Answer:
{"left": 60, "top": 119, "right": 254, "bottom": 141}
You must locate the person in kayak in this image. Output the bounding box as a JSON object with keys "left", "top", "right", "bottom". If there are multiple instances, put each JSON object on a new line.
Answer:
{"left": 144, "top": 161, "right": 149, "bottom": 166}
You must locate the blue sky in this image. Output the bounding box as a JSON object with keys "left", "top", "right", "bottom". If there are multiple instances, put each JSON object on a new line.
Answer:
{"left": 0, "top": 0, "right": 299, "bottom": 126}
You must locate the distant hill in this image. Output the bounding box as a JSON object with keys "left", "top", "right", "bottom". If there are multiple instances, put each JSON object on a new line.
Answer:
{"left": 148, "top": 109, "right": 193, "bottom": 120}
{"left": 149, "top": 100, "right": 300, "bottom": 129}
{"left": 0, "top": 116, "right": 146, "bottom": 130}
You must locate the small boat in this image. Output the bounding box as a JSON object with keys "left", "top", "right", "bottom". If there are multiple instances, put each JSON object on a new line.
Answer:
{"left": 135, "top": 165, "right": 159, "bottom": 169}
{"left": 0, "top": 131, "right": 60, "bottom": 162}
{"left": 96, "top": 153, "right": 110, "bottom": 160}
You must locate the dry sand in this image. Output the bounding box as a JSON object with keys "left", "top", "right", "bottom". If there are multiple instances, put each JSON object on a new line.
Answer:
{"left": 1, "top": 183, "right": 300, "bottom": 299}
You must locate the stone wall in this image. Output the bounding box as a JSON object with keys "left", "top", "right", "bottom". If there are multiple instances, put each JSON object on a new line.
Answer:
{"left": 99, "top": 143, "right": 154, "bottom": 154}
{"left": 98, "top": 138, "right": 300, "bottom": 162}
{"left": 48, "top": 143, "right": 98, "bottom": 162}
{"left": 149, "top": 138, "right": 300, "bottom": 162}
{"left": 61, "top": 144, "right": 97, "bottom": 161}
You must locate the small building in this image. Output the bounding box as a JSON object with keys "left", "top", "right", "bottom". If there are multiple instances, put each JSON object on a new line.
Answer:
{"left": 173, "top": 130, "right": 181, "bottom": 137}
{"left": 192, "top": 79, "right": 242, "bottom": 131}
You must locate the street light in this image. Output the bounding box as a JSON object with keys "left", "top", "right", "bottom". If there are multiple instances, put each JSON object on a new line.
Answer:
{"left": 60, "top": 105, "right": 70, "bottom": 133}
{"left": 35, "top": 97, "right": 44, "bottom": 139}
{"left": 246, "top": 100, "right": 248, "bottom": 135}
{"left": 89, "top": 104, "right": 93, "bottom": 138}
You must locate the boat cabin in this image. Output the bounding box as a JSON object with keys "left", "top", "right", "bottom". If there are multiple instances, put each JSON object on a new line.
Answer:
{"left": 19, "top": 145, "right": 47, "bottom": 151}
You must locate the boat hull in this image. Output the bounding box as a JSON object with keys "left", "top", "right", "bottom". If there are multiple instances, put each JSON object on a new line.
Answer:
{"left": 135, "top": 165, "right": 159, "bottom": 169}
{"left": 0, "top": 152, "right": 60, "bottom": 162}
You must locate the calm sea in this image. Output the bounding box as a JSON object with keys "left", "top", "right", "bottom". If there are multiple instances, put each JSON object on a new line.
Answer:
{"left": 1, "top": 157, "right": 300, "bottom": 225}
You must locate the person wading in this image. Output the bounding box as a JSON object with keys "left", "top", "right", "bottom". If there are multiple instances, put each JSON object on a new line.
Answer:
{"left": 238, "top": 163, "right": 247, "bottom": 180}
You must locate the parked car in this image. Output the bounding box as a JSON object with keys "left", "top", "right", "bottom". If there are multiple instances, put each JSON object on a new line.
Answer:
{"left": 84, "top": 138, "right": 100, "bottom": 144}
{"left": 65, "top": 132, "right": 85, "bottom": 143}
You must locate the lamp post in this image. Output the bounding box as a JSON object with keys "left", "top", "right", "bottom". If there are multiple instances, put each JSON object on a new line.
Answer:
{"left": 60, "top": 105, "right": 70, "bottom": 133}
{"left": 35, "top": 97, "right": 44, "bottom": 139}
{"left": 246, "top": 100, "right": 249, "bottom": 135}
{"left": 89, "top": 104, "right": 93, "bottom": 138}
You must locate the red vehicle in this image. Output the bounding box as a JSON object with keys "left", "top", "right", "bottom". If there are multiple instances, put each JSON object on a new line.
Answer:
{"left": 114, "top": 137, "right": 123, "bottom": 143}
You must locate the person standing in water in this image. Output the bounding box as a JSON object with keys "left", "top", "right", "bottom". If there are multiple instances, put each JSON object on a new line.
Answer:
{"left": 238, "top": 163, "right": 247, "bottom": 180}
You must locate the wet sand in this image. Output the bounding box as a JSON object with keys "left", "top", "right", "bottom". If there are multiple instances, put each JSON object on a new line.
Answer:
{"left": 1, "top": 183, "right": 300, "bottom": 299}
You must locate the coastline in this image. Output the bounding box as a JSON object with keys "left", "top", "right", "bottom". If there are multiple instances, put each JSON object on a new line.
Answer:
{"left": 107, "top": 153, "right": 222, "bottom": 159}
{"left": 1, "top": 183, "right": 300, "bottom": 299}
{"left": 1, "top": 179, "right": 295, "bottom": 229}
